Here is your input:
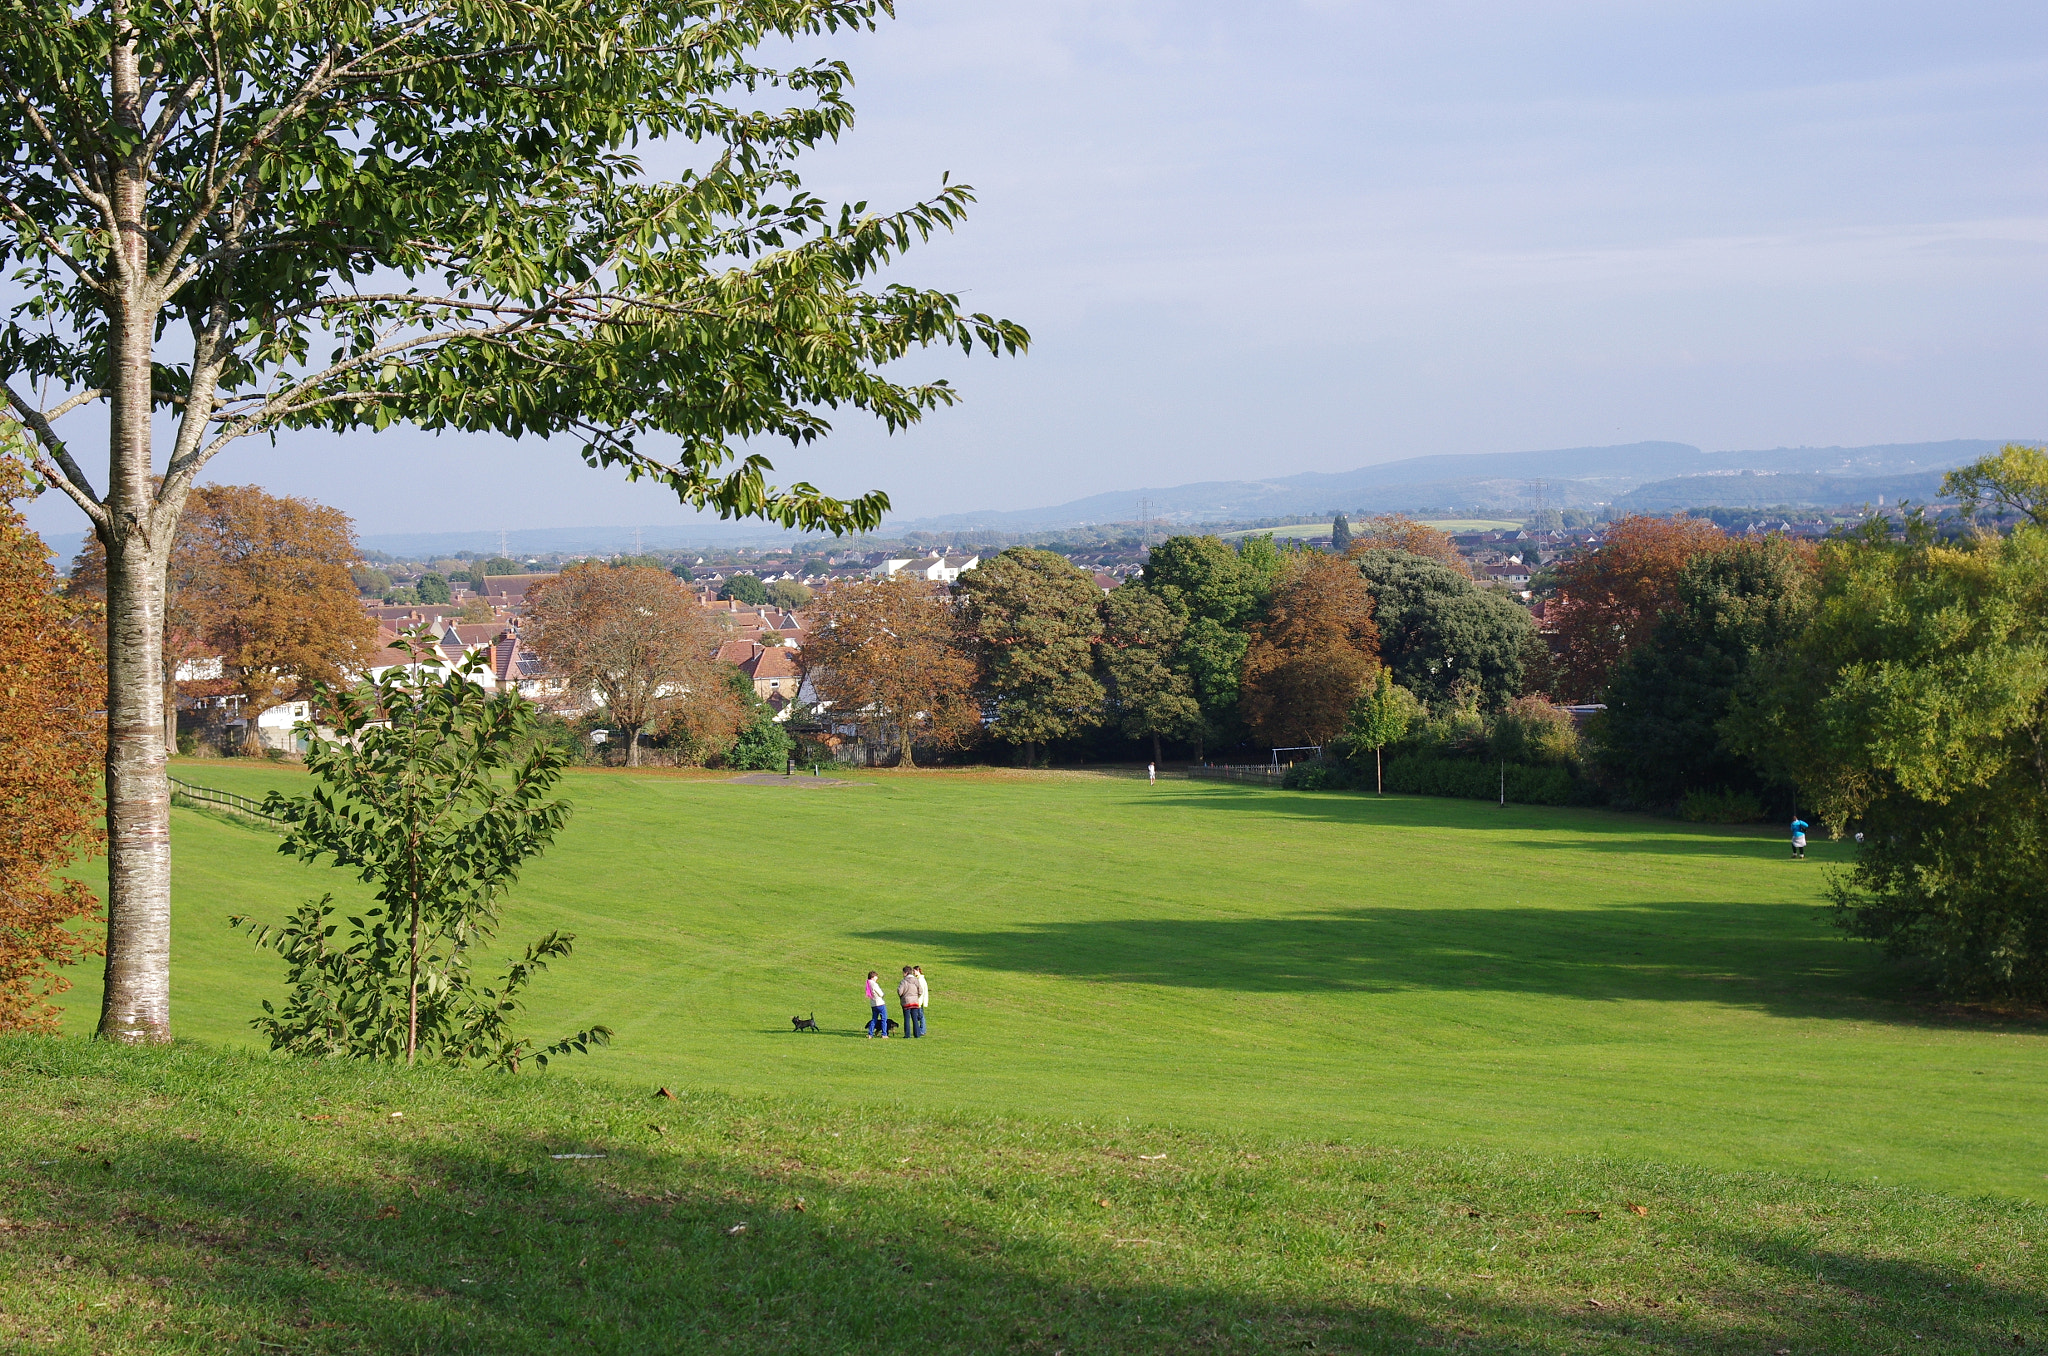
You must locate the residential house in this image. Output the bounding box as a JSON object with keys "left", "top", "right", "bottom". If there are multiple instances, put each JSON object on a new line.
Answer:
{"left": 869, "top": 550, "right": 978, "bottom": 582}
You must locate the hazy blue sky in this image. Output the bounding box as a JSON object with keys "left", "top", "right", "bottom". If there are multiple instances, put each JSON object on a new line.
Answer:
{"left": 22, "top": 0, "right": 2048, "bottom": 542}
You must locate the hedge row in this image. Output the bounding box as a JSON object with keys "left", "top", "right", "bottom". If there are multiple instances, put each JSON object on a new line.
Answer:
{"left": 1380, "top": 753, "right": 1575, "bottom": 806}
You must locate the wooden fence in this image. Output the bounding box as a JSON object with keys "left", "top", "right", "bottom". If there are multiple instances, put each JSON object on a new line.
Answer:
{"left": 168, "top": 777, "right": 285, "bottom": 829}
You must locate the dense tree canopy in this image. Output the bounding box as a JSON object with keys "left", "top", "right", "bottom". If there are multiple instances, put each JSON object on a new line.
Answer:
{"left": 1728, "top": 521, "right": 2048, "bottom": 999}
{"left": 523, "top": 564, "right": 728, "bottom": 768}
{"left": 1546, "top": 516, "right": 1728, "bottom": 699}
{"left": 765, "top": 580, "right": 814, "bottom": 610}
{"left": 1354, "top": 550, "right": 1535, "bottom": 711}
{"left": 719, "top": 574, "right": 770, "bottom": 606}
{"left": 0, "top": 0, "right": 1023, "bottom": 1042}
{"left": 956, "top": 548, "right": 1105, "bottom": 762}
{"left": 1241, "top": 554, "right": 1379, "bottom": 747}
{"left": 804, "top": 575, "right": 977, "bottom": 767}
{"left": 1098, "top": 584, "right": 1201, "bottom": 763}
{"left": 1346, "top": 516, "right": 1469, "bottom": 577}
{"left": 0, "top": 461, "right": 104, "bottom": 1032}
{"left": 1598, "top": 536, "right": 1814, "bottom": 806}
{"left": 1141, "top": 535, "right": 1264, "bottom": 747}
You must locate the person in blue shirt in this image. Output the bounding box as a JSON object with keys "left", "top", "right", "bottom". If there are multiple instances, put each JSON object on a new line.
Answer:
{"left": 1790, "top": 817, "right": 1808, "bottom": 859}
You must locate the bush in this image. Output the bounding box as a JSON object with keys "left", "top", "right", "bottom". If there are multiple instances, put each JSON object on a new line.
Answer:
{"left": 726, "top": 713, "right": 794, "bottom": 770}
{"left": 1282, "top": 758, "right": 1360, "bottom": 791}
{"left": 1382, "top": 753, "right": 1574, "bottom": 806}
{"left": 1678, "top": 788, "right": 1768, "bottom": 823}
{"left": 1488, "top": 696, "right": 1579, "bottom": 766}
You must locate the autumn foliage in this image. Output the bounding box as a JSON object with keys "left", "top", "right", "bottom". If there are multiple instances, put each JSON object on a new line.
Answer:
{"left": 523, "top": 565, "right": 736, "bottom": 767}
{"left": 1346, "top": 515, "right": 1471, "bottom": 577}
{"left": 1241, "top": 553, "right": 1380, "bottom": 747}
{"left": 69, "top": 483, "right": 378, "bottom": 739}
{"left": 0, "top": 461, "right": 105, "bottom": 1031}
{"left": 804, "top": 575, "right": 979, "bottom": 766}
{"left": 1547, "top": 515, "right": 1730, "bottom": 699}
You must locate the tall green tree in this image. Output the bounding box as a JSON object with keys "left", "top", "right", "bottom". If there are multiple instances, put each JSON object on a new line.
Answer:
{"left": 719, "top": 574, "right": 771, "bottom": 606}
{"left": 957, "top": 548, "right": 1105, "bottom": 765}
{"left": 1942, "top": 443, "right": 2048, "bottom": 527}
{"left": 1098, "top": 583, "right": 1200, "bottom": 763}
{"left": 1597, "top": 536, "right": 1814, "bottom": 805}
{"left": 415, "top": 572, "right": 452, "bottom": 605}
{"left": 0, "top": 2, "right": 1023, "bottom": 1041}
{"left": 1340, "top": 667, "right": 1419, "bottom": 794}
{"left": 1354, "top": 550, "right": 1536, "bottom": 710}
{"left": 1141, "top": 535, "right": 1263, "bottom": 754}
{"left": 1330, "top": 514, "right": 1353, "bottom": 555}
{"left": 1726, "top": 520, "right": 2048, "bottom": 999}
{"left": 241, "top": 636, "right": 605, "bottom": 1068}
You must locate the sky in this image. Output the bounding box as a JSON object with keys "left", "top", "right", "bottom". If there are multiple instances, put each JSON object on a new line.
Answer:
{"left": 20, "top": 0, "right": 2048, "bottom": 545}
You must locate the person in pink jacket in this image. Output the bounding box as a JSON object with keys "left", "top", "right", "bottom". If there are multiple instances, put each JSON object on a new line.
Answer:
{"left": 864, "top": 971, "right": 889, "bottom": 1038}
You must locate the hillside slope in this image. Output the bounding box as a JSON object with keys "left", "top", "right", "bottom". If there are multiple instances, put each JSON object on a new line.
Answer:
{"left": 0, "top": 1041, "right": 2039, "bottom": 1355}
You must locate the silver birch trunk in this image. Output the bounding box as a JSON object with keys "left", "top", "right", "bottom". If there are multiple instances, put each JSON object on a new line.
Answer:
{"left": 96, "top": 28, "right": 176, "bottom": 1041}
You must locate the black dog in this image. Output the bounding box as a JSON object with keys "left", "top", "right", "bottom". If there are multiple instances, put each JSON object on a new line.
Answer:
{"left": 791, "top": 1012, "right": 820, "bottom": 1033}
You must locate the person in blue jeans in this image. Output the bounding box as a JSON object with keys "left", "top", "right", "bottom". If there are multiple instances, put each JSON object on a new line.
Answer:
{"left": 898, "top": 965, "right": 926, "bottom": 1038}
{"left": 864, "top": 971, "right": 889, "bottom": 1038}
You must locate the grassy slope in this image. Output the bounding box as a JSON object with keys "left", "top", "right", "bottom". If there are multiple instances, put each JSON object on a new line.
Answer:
{"left": 1, "top": 1041, "right": 2040, "bottom": 1355}
{"left": 59, "top": 762, "right": 2048, "bottom": 1200}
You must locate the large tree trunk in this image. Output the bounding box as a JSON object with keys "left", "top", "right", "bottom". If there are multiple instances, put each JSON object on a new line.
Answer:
{"left": 97, "top": 55, "right": 176, "bottom": 1040}
{"left": 898, "top": 720, "right": 915, "bottom": 768}
{"left": 1152, "top": 731, "right": 1162, "bottom": 764}
{"left": 98, "top": 415, "right": 174, "bottom": 1044}
{"left": 625, "top": 723, "right": 642, "bottom": 768}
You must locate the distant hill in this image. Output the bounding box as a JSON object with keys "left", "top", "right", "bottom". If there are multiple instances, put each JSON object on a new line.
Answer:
{"left": 1615, "top": 469, "right": 1952, "bottom": 511}
{"left": 899, "top": 439, "right": 2014, "bottom": 531}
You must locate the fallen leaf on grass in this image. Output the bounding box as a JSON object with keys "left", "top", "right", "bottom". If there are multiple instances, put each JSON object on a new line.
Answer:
{"left": 1566, "top": 1210, "right": 1603, "bottom": 1220}
{"left": 1585, "top": 1299, "right": 1604, "bottom": 1309}
{"left": 654, "top": 1087, "right": 677, "bottom": 1100}
{"left": 1096, "top": 1198, "right": 1112, "bottom": 1208}
{"left": 791, "top": 1199, "right": 806, "bottom": 1213}
{"left": 1372, "top": 1221, "right": 1388, "bottom": 1233}
{"left": 373, "top": 1206, "right": 399, "bottom": 1220}
{"left": 647, "top": 1124, "right": 667, "bottom": 1136}
{"left": 1138, "top": 1154, "right": 1167, "bottom": 1161}
{"left": 1627, "top": 1203, "right": 1648, "bottom": 1217}
{"left": 727, "top": 1223, "right": 747, "bottom": 1236}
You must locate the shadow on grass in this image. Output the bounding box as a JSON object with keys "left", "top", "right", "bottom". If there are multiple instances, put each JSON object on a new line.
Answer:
{"left": 1150, "top": 785, "right": 1824, "bottom": 859}
{"left": 861, "top": 900, "right": 1985, "bottom": 1025}
{"left": 8, "top": 1044, "right": 2041, "bottom": 1355}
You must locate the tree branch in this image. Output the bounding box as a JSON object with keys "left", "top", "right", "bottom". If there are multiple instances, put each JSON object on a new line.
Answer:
{"left": 4, "top": 382, "right": 107, "bottom": 528}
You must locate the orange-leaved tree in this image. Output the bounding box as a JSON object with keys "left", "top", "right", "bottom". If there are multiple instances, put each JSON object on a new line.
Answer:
{"left": 0, "top": 459, "right": 105, "bottom": 1031}
{"left": 1241, "top": 553, "right": 1380, "bottom": 747}
{"left": 1547, "top": 515, "right": 1729, "bottom": 700}
{"left": 1347, "top": 515, "right": 1471, "bottom": 576}
{"left": 804, "top": 575, "right": 979, "bottom": 767}
{"left": 522, "top": 564, "right": 733, "bottom": 768}
{"left": 178, "top": 485, "right": 380, "bottom": 735}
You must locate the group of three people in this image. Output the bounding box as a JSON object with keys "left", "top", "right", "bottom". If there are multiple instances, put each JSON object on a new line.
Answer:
{"left": 864, "top": 965, "right": 928, "bottom": 1039}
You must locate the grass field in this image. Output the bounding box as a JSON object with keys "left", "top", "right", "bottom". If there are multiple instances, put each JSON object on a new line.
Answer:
{"left": 56, "top": 761, "right": 2048, "bottom": 1202}
{"left": 1219, "top": 520, "right": 1525, "bottom": 540}
{"left": 2, "top": 1040, "right": 2041, "bottom": 1354}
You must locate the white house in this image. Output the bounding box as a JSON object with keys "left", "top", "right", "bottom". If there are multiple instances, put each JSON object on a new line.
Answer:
{"left": 868, "top": 551, "right": 979, "bottom": 583}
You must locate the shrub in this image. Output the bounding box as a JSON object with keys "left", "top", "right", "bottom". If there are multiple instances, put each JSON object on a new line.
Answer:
{"left": 1678, "top": 788, "right": 1768, "bottom": 824}
{"left": 1488, "top": 696, "right": 1579, "bottom": 766}
{"left": 1282, "top": 758, "right": 1360, "bottom": 791}
{"left": 1382, "top": 754, "right": 1574, "bottom": 806}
